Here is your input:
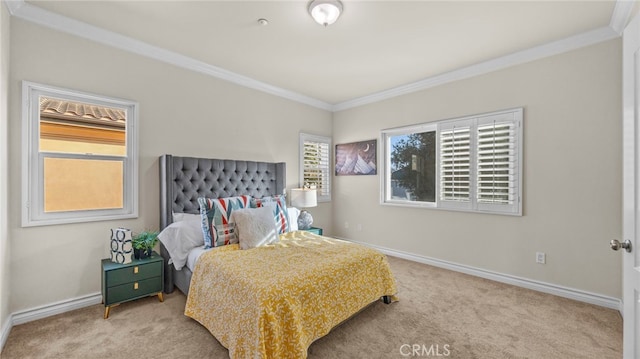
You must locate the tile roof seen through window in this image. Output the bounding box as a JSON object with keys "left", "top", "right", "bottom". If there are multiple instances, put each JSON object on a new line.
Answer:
{"left": 40, "top": 97, "right": 125, "bottom": 128}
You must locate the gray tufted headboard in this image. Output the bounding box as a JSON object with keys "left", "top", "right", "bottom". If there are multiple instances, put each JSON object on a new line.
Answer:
{"left": 159, "top": 154, "right": 286, "bottom": 293}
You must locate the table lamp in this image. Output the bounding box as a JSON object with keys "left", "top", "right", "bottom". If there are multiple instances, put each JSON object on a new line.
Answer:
{"left": 290, "top": 188, "right": 318, "bottom": 230}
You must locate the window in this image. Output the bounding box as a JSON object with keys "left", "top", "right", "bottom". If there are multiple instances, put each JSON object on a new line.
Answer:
{"left": 383, "top": 124, "right": 437, "bottom": 207}
{"left": 299, "top": 133, "right": 331, "bottom": 202}
{"left": 22, "top": 82, "right": 138, "bottom": 226}
{"left": 382, "top": 108, "right": 522, "bottom": 215}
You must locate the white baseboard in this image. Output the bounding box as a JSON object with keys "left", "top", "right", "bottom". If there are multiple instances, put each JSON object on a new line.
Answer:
{"left": 344, "top": 238, "right": 622, "bottom": 311}
{"left": 0, "top": 292, "right": 103, "bottom": 352}
{"left": 11, "top": 292, "right": 102, "bottom": 326}
{"left": 0, "top": 315, "right": 11, "bottom": 353}
{"left": 0, "top": 243, "right": 623, "bottom": 353}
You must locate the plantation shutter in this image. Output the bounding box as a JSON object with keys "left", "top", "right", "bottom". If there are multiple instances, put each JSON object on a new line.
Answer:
{"left": 439, "top": 120, "right": 473, "bottom": 210}
{"left": 475, "top": 111, "right": 521, "bottom": 214}
{"left": 300, "top": 134, "right": 331, "bottom": 201}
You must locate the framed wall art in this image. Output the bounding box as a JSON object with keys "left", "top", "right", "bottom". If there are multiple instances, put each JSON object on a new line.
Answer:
{"left": 335, "top": 139, "right": 377, "bottom": 176}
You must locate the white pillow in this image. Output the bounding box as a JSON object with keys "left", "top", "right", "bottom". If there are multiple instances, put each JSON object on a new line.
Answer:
{"left": 158, "top": 220, "right": 205, "bottom": 270}
{"left": 287, "top": 207, "right": 300, "bottom": 231}
{"left": 172, "top": 212, "right": 201, "bottom": 223}
{"left": 231, "top": 207, "right": 279, "bottom": 250}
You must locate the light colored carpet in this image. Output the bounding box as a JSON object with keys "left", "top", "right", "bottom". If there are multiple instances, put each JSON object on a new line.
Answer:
{"left": 1, "top": 256, "right": 622, "bottom": 358}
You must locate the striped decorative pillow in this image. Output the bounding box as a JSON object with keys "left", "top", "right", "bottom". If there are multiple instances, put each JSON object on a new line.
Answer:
{"left": 198, "top": 195, "right": 252, "bottom": 248}
{"left": 251, "top": 195, "right": 290, "bottom": 234}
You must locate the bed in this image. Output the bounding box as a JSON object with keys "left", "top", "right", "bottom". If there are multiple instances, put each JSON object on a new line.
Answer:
{"left": 159, "top": 154, "right": 287, "bottom": 295}
{"left": 158, "top": 154, "right": 397, "bottom": 358}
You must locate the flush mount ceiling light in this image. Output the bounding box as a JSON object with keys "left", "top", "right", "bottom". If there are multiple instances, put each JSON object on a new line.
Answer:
{"left": 308, "top": 0, "right": 343, "bottom": 26}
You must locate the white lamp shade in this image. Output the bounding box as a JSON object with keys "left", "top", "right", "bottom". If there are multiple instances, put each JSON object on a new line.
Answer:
{"left": 309, "top": 0, "right": 343, "bottom": 26}
{"left": 290, "top": 188, "right": 318, "bottom": 208}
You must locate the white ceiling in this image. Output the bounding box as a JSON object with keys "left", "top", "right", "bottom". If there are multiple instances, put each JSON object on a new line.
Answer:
{"left": 14, "top": 1, "right": 635, "bottom": 108}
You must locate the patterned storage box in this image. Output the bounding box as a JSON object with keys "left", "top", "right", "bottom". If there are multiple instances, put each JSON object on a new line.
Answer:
{"left": 110, "top": 228, "right": 133, "bottom": 264}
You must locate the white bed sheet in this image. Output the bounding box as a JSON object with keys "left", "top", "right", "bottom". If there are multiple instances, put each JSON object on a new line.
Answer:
{"left": 184, "top": 207, "right": 300, "bottom": 272}
{"left": 187, "top": 246, "right": 212, "bottom": 272}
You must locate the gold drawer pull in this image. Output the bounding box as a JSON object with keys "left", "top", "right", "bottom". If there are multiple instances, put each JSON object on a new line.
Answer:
{"left": 134, "top": 282, "right": 138, "bottom": 290}
{"left": 134, "top": 266, "right": 139, "bottom": 274}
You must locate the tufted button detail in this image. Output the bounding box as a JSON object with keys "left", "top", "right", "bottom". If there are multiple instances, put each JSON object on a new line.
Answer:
{"left": 166, "top": 158, "right": 284, "bottom": 216}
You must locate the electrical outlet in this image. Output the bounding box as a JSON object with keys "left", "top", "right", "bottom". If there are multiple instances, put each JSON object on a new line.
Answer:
{"left": 357, "top": 224, "right": 362, "bottom": 231}
{"left": 536, "top": 252, "right": 546, "bottom": 264}
{"left": 344, "top": 221, "right": 349, "bottom": 229}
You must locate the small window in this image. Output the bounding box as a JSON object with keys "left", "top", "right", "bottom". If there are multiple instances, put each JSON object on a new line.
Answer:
{"left": 299, "top": 133, "right": 331, "bottom": 202}
{"left": 383, "top": 124, "right": 437, "bottom": 207}
{"left": 22, "top": 82, "right": 138, "bottom": 226}
{"left": 382, "top": 108, "right": 522, "bottom": 215}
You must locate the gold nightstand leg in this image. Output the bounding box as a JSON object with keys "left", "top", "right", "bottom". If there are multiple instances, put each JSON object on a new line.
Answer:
{"left": 104, "top": 306, "right": 110, "bottom": 319}
{"left": 157, "top": 292, "right": 164, "bottom": 302}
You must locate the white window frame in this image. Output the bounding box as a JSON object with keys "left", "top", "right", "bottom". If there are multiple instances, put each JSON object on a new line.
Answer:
{"left": 21, "top": 81, "right": 139, "bottom": 227}
{"left": 299, "top": 133, "right": 331, "bottom": 202}
{"left": 381, "top": 108, "right": 523, "bottom": 216}
{"left": 381, "top": 123, "right": 437, "bottom": 209}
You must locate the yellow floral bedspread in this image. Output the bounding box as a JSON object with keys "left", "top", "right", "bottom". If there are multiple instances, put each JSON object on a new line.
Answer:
{"left": 184, "top": 231, "right": 397, "bottom": 359}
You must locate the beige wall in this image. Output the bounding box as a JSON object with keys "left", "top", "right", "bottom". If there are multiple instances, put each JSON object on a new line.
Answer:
{"left": 2, "top": 8, "right": 625, "bottom": 317}
{"left": 333, "top": 39, "right": 622, "bottom": 298}
{"left": 1, "top": 1, "right": 11, "bottom": 336}
{"left": 7, "top": 18, "right": 333, "bottom": 313}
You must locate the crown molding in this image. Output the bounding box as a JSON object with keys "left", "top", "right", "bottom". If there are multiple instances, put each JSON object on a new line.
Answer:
{"left": 5, "top": 0, "right": 333, "bottom": 112}
{"left": 3, "top": 0, "right": 631, "bottom": 113}
{"left": 333, "top": 26, "right": 620, "bottom": 112}
{"left": 3, "top": 0, "right": 24, "bottom": 15}
{"left": 333, "top": 0, "right": 630, "bottom": 111}
{"left": 610, "top": 0, "right": 636, "bottom": 35}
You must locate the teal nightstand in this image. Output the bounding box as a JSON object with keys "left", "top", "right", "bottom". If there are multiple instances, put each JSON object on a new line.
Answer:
{"left": 303, "top": 227, "right": 323, "bottom": 235}
{"left": 101, "top": 252, "right": 164, "bottom": 319}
